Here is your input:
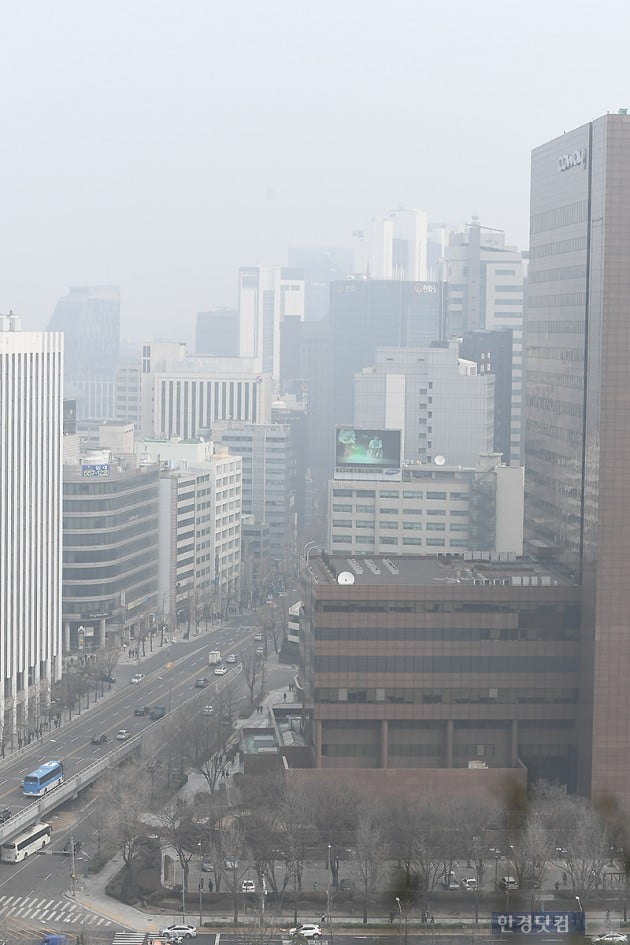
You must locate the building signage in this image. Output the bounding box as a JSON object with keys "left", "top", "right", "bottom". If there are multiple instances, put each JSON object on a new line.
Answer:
{"left": 558, "top": 148, "right": 587, "bottom": 172}
{"left": 81, "top": 463, "right": 110, "bottom": 479}
{"left": 492, "top": 912, "right": 585, "bottom": 935}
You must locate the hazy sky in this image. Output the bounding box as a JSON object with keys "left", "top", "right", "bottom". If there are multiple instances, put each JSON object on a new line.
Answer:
{"left": 2, "top": 0, "right": 629, "bottom": 342}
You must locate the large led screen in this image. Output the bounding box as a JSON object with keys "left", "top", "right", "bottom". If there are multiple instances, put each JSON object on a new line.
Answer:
{"left": 335, "top": 428, "right": 401, "bottom": 468}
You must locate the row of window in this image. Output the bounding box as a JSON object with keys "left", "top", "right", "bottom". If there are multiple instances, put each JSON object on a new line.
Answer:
{"left": 312, "top": 626, "right": 579, "bottom": 642}
{"left": 332, "top": 489, "right": 464, "bottom": 500}
{"left": 332, "top": 520, "right": 467, "bottom": 532}
{"left": 332, "top": 536, "right": 468, "bottom": 547}
{"left": 314, "top": 600, "right": 579, "bottom": 617}
{"left": 315, "top": 687, "right": 578, "bottom": 704}
{"left": 314, "top": 655, "right": 577, "bottom": 673}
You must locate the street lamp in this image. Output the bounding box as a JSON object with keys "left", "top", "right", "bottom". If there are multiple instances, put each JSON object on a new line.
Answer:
{"left": 395, "top": 897, "right": 403, "bottom": 945}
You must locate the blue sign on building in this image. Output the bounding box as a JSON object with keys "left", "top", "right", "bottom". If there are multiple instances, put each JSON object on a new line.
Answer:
{"left": 491, "top": 912, "right": 585, "bottom": 935}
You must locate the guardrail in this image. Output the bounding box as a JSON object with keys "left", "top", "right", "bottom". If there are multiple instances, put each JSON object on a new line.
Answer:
{"left": 0, "top": 662, "right": 242, "bottom": 847}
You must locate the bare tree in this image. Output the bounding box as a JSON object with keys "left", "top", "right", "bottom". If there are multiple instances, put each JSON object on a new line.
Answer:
{"left": 351, "top": 807, "right": 385, "bottom": 924}
{"left": 560, "top": 801, "right": 610, "bottom": 906}
{"left": 220, "top": 821, "right": 249, "bottom": 925}
{"left": 242, "top": 645, "right": 263, "bottom": 708}
{"left": 509, "top": 810, "right": 551, "bottom": 906}
{"left": 98, "top": 761, "right": 151, "bottom": 901}
{"left": 157, "top": 800, "right": 200, "bottom": 894}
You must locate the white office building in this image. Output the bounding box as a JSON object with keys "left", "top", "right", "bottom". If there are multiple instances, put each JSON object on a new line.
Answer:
{"left": 238, "top": 265, "right": 305, "bottom": 381}
{"left": 355, "top": 341, "right": 495, "bottom": 467}
{"left": 355, "top": 208, "right": 428, "bottom": 282}
{"left": 328, "top": 454, "right": 524, "bottom": 556}
{"left": 0, "top": 316, "right": 63, "bottom": 745}
{"left": 140, "top": 346, "right": 273, "bottom": 440}
{"left": 445, "top": 221, "right": 524, "bottom": 464}
{"left": 140, "top": 439, "right": 242, "bottom": 629}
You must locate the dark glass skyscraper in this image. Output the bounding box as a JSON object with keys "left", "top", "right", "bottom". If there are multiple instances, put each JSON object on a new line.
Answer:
{"left": 48, "top": 285, "right": 120, "bottom": 419}
{"left": 526, "top": 113, "right": 630, "bottom": 806}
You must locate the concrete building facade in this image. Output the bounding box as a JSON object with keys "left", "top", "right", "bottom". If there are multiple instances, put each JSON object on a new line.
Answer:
{"left": 0, "top": 317, "right": 63, "bottom": 745}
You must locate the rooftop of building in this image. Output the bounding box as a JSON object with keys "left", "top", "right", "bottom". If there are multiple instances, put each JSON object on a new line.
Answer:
{"left": 303, "top": 552, "right": 575, "bottom": 589}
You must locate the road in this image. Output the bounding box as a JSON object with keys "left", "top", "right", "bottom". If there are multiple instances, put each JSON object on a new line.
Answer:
{"left": 0, "top": 620, "right": 296, "bottom": 938}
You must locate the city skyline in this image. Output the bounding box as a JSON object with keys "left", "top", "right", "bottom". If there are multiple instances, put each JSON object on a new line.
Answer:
{"left": 2, "top": 0, "right": 630, "bottom": 339}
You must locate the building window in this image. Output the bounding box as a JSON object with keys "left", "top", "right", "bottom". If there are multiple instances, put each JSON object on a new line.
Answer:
{"left": 426, "top": 522, "right": 446, "bottom": 531}
{"left": 426, "top": 491, "right": 447, "bottom": 500}
{"left": 403, "top": 537, "right": 422, "bottom": 546}
{"left": 426, "top": 538, "right": 446, "bottom": 547}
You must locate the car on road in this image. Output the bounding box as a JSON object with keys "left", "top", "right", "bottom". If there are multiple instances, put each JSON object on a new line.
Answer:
{"left": 203, "top": 705, "right": 214, "bottom": 716}
{"left": 255, "top": 647, "right": 264, "bottom": 657}
{"left": 90, "top": 734, "right": 107, "bottom": 745}
{"left": 135, "top": 706, "right": 150, "bottom": 716}
{"left": 214, "top": 665, "right": 227, "bottom": 675}
{"left": 499, "top": 875, "right": 519, "bottom": 890}
{"left": 116, "top": 729, "right": 130, "bottom": 741}
{"left": 254, "top": 632, "right": 263, "bottom": 642}
{"left": 99, "top": 673, "right": 116, "bottom": 684}
{"left": 289, "top": 924, "right": 321, "bottom": 939}
{"left": 242, "top": 880, "right": 256, "bottom": 893}
{"left": 592, "top": 935, "right": 629, "bottom": 945}
{"left": 159, "top": 925, "right": 197, "bottom": 940}
{"left": 461, "top": 877, "right": 477, "bottom": 890}
{"left": 0, "top": 808, "right": 12, "bottom": 824}
{"left": 555, "top": 846, "right": 568, "bottom": 856}
{"left": 130, "top": 673, "right": 145, "bottom": 684}
{"left": 194, "top": 678, "right": 208, "bottom": 688}
{"left": 149, "top": 706, "right": 167, "bottom": 720}
{"left": 226, "top": 654, "right": 237, "bottom": 663}
{"left": 225, "top": 858, "right": 238, "bottom": 870}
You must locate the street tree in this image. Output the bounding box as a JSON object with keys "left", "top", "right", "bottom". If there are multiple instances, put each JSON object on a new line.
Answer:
{"left": 351, "top": 807, "right": 386, "bottom": 924}
{"left": 509, "top": 810, "right": 551, "bottom": 905}
{"left": 98, "top": 761, "right": 151, "bottom": 901}
{"left": 157, "top": 799, "right": 200, "bottom": 894}
{"left": 242, "top": 645, "right": 263, "bottom": 708}
{"left": 561, "top": 800, "right": 611, "bottom": 907}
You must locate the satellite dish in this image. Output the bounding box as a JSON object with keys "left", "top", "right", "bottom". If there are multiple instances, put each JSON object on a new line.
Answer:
{"left": 434, "top": 455, "right": 446, "bottom": 466}
{"left": 337, "top": 571, "right": 355, "bottom": 585}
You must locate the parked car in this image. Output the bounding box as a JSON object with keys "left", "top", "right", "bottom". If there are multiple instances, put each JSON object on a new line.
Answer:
{"left": 202, "top": 705, "right": 214, "bottom": 716}
{"left": 91, "top": 734, "right": 107, "bottom": 745}
{"left": 194, "top": 678, "right": 208, "bottom": 689}
{"left": 555, "top": 846, "right": 568, "bottom": 856}
{"left": 201, "top": 857, "right": 215, "bottom": 872}
{"left": 592, "top": 935, "right": 629, "bottom": 945}
{"left": 116, "top": 729, "right": 130, "bottom": 741}
{"left": 135, "top": 706, "right": 150, "bottom": 716}
{"left": 226, "top": 654, "right": 237, "bottom": 663}
{"left": 149, "top": 706, "right": 167, "bottom": 720}
{"left": 130, "top": 673, "right": 145, "bottom": 684}
{"left": 224, "top": 858, "right": 238, "bottom": 871}
{"left": 0, "top": 808, "right": 12, "bottom": 824}
{"left": 461, "top": 877, "right": 477, "bottom": 890}
{"left": 500, "top": 875, "right": 519, "bottom": 890}
{"left": 214, "top": 665, "right": 227, "bottom": 676}
{"left": 99, "top": 673, "right": 116, "bottom": 684}
{"left": 159, "top": 925, "right": 197, "bottom": 940}
{"left": 289, "top": 925, "right": 321, "bottom": 939}
{"left": 242, "top": 880, "right": 256, "bottom": 893}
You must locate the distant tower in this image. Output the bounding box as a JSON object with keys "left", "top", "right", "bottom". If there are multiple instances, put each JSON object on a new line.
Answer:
{"left": 48, "top": 285, "right": 120, "bottom": 419}
{"left": 0, "top": 315, "right": 63, "bottom": 745}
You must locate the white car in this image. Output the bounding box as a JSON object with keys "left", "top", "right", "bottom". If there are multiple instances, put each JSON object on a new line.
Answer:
{"left": 289, "top": 925, "right": 321, "bottom": 939}
{"left": 159, "top": 925, "right": 197, "bottom": 940}
{"left": 254, "top": 632, "right": 263, "bottom": 642}
{"left": 214, "top": 665, "right": 227, "bottom": 676}
{"left": 130, "top": 673, "right": 145, "bottom": 684}
{"left": 203, "top": 704, "right": 214, "bottom": 716}
{"left": 242, "top": 879, "right": 256, "bottom": 893}
{"left": 226, "top": 653, "right": 237, "bottom": 663}
{"left": 592, "top": 935, "right": 628, "bottom": 945}
{"left": 256, "top": 647, "right": 264, "bottom": 657}
{"left": 116, "top": 729, "right": 130, "bottom": 741}
{"left": 461, "top": 877, "right": 477, "bottom": 890}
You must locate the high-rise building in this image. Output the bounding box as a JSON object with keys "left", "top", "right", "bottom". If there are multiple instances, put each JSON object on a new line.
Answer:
{"left": 354, "top": 341, "right": 495, "bottom": 467}
{"left": 287, "top": 247, "right": 354, "bottom": 321}
{"left": 526, "top": 112, "right": 630, "bottom": 806}
{"left": 48, "top": 286, "right": 120, "bottom": 420}
{"left": 445, "top": 223, "right": 524, "bottom": 465}
{"left": 0, "top": 316, "right": 63, "bottom": 746}
{"left": 459, "top": 329, "right": 514, "bottom": 465}
{"left": 356, "top": 209, "right": 428, "bottom": 282}
{"left": 238, "top": 266, "right": 305, "bottom": 380}
{"left": 195, "top": 309, "right": 239, "bottom": 357}
{"left": 329, "top": 279, "right": 446, "bottom": 428}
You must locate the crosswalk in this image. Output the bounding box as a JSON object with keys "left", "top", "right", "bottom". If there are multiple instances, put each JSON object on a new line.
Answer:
{"left": 0, "top": 893, "right": 112, "bottom": 927}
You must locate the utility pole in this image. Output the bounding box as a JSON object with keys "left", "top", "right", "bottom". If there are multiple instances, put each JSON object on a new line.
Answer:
{"left": 199, "top": 878, "right": 203, "bottom": 926}
{"left": 70, "top": 835, "right": 77, "bottom": 897}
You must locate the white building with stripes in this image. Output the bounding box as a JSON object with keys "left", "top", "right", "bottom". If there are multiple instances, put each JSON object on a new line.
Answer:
{"left": 0, "top": 316, "right": 63, "bottom": 746}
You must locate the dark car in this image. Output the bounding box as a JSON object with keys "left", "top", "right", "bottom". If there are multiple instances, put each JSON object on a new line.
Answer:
{"left": 0, "top": 808, "right": 12, "bottom": 824}
{"left": 99, "top": 673, "right": 116, "bottom": 684}
{"left": 91, "top": 734, "right": 107, "bottom": 745}
{"left": 149, "top": 706, "right": 167, "bottom": 720}
{"left": 194, "top": 678, "right": 208, "bottom": 689}
{"left": 135, "top": 706, "right": 150, "bottom": 716}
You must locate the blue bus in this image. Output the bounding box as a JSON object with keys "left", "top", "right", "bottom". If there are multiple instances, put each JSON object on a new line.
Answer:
{"left": 21, "top": 760, "right": 64, "bottom": 797}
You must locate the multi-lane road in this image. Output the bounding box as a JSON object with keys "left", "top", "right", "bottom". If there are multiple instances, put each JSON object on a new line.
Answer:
{"left": 0, "top": 616, "right": 297, "bottom": 942}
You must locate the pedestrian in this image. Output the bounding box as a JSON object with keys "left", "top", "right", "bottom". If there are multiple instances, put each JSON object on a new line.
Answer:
{"left": 562, "top": 871, "right": 567, "bottom": 885}
{"left": 321, "top": 914, "right": 326, "bottom": 925}
{"left": 284, "top": 692, "right": 287, "bottom": 702}
{"left": 430, "top": 914, "right": 435, "bottom": 925}
{"left": 389, "top": 911, "right": 395, "bottom": 925}
{"left": 606, "top": 910, "right": 610, "bottom": 922}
